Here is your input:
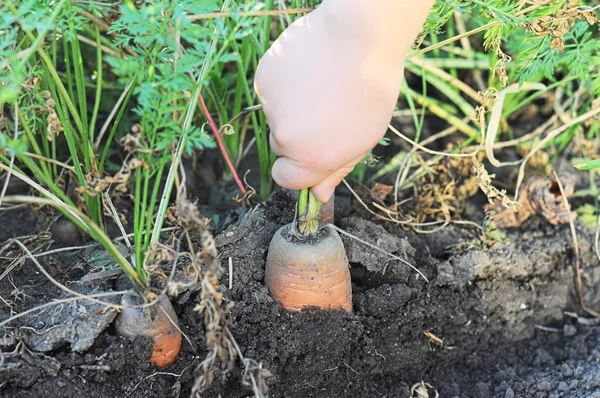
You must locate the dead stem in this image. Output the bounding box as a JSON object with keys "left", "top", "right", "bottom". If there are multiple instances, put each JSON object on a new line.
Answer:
{"left": 94, "top": 77, "right": 136, "bottom": 151}
{"left": 328, "top": 223, "right": 429, "bottom": 282}
{"left": 515, "top": 105, "right": 600, "bottom": 200}
{"left": 9, "top": 239, "right": 125, "bottom": 309}
{"left": 553, "top": 171, "right": 600, "bottom": 318}
{"left": 342, "top": 179, "right": 483, "bottom": 233}
{"left": 0, "top": 291, "right": 128, "bottom": 329}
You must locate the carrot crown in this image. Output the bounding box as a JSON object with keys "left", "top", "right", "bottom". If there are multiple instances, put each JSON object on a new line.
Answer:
{"left": 296, "top": 188, "right": 322, "bottom": 236}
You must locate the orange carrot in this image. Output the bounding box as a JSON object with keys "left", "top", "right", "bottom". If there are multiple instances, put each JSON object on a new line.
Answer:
{"left": 265, "top": 189, "right": 352, "bottom": 312}
{"left": 115, "top": 292, "right": 182, "bottom": 368}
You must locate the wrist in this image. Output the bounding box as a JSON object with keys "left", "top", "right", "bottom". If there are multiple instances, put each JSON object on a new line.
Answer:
{"left": 316, "top": 0, "right": 435, "bottom": 63}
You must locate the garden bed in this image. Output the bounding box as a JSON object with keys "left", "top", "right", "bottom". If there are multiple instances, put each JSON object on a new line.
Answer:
{"left": 1, "top": 187, "right": 599, "bottom": 398}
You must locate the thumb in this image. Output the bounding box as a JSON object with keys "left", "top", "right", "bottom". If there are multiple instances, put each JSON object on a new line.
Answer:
{"left": 310, "top": 154, "right": 365, "bottom": 203}
{"left": 271, "top": 157, "right": 328, "bottom": 191}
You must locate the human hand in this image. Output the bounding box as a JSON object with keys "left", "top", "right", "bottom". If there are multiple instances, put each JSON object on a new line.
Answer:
{"left": 254, "top": 0, "right": 434, "bottom": 203}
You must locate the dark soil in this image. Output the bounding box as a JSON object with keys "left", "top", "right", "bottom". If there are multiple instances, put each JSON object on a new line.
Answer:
{"left": 1, "top": 188, "right": 600, "bottom": 398}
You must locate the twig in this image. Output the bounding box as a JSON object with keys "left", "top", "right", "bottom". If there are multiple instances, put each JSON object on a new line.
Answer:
{"left": 77, "top": 34, "right": 122, "bottom": 58}
{"left": 388, "top": 124, "right": 479, "bottom": 158}
{"left": 328, "top": 224, "right": 429, "bottom": 282}
{"left": 389, "top": 121, "right": 463, "bottom": 197}
{"left": 22, "top": 152, "right": 75, "bottom": 171}
{"left": 80, "top": 365, "right": 111, "bottom": 371}
{"left": 10, "top": 240, "right": 124, "bottom": 309}
{"left": 514, "top": 105, "right": 600, "bottom": 199}
{"left": 101, "top": 192, "right": 132, "bottom": 249}
{"left": 158, "top": 302, "right": 196, "bottom": 354}
{"left": 228, "top": 257, "right": 233, "bottom": 290}
{"left": 94, "top": 76, "right": 136, "bottom": 150}
{"left": 0, "top": 291, "right": 127, "bottom": 329}
{"left": 126, "top": 368, "right": 190, "bottom": 397}
{"left": 75, "top": 8, "right": 110, "bottom": 31}
{"left": 553, "top": 171, "right": 600, "bottom": 318}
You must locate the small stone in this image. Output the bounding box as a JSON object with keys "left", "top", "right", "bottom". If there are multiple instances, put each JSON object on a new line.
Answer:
{"left": 563, "top": 324, "right": 577, "bottom": 337}
{"left": 557, "top": 381, "right": 568, "bottom": 392}
{"left": 534, "top": 348, "right": 554, "bottom": 367}
{"left": 505, "top": 387, "right": 515, "bottom": 398}
{"left": 562, "top": 364, "right": 574, "bottom": 377}
{"left": 537, "top": 380, "right": 553, "bottom": 391}
{"left": 475, "top": 382, "right": 490, "bottom": 398}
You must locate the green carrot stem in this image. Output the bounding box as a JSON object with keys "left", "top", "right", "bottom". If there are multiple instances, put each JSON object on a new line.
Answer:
{"left": 296, "top": 188, "right": 322, "bottom": 236}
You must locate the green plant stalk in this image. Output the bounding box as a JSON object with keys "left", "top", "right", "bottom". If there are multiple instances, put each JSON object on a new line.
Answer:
{"left": 227, "top": 36, "right": 251, "bottom": 161}
{"left": 143, "top": 164, "right": 166, "bottom": 253}
{"left": 70, "top": 30, "right": 89, "bottom": 139}
{"left": 233, "top": 37, "right": 252, "bottom": 160}
{"left": 549, "top": 125, "right": 577, "bottom": 164}
{"left": 401, "top": 78, "right": 421, "bottom": 140}
{"left": 12, "top": 0, "right": 67, "bottom": 73}
{"left": 227, "top": 39, "right": 271, "bottom": 199}
{"left": 502, "top": 75, "right": 580, "bottom": 118}
{"left": 52, "top": 30, "right": 58, "bottom": 66}
{"left": 26, "top": 31, "right": 87, "bottom": 142}
{"left": 400, "top": 85, "right": 480, "bottom": 139}
{"left": 445, "top": 18, "right": 460, "bottom": 86}
{"left": 406, "top": 64, "right": 476, "bottom": 119}
{"left": 17, "top": 156, "right": 75, "bottom": 207}
{"left": 98, "top": 80, "right": 135, "bottom": 173}
{"left": 417, "top": 72, "right": 427, "bottom": 142}
{"left": 62, "top": 34, "right": 76, "bottom": 107}
{"left": 134, "top": 167, "right": 144, "bottom": 277}
{"left": 51, "top": 140, "right": 57, "bottom": 178}
{"left": 40, "top": 133, "right": 52, "bottom": 177}
{"left": 17, "top": 112, "right": 52, "bottom": 180}
{"left": 89, "top": 25, "right": 103, "bottom": 143}
{"left": 148, "top": 0, "right": 233, "bottom": 252}
{"left": 296, "top": 188, "right": 321, "bottom": 236}
{"left": 262, "top": 0, "right": 275, "bottom": 51}
{"left": 4, "top": 194, "right": 144, "bottom": 292}
{"left": 57, "top": 93, "right": 98, "bottom": 222}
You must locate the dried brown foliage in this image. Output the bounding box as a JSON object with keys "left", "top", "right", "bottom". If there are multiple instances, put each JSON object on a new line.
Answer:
{"left": 174, "top": 187, "right": 269, "bottom": 398}
{"left": 487, "top": 173, "right": 577, "bottom": 228}
{"left": 411, "top": 156, "right": 479, "bottom": 224}
{"left": 526, "top": 0, "right": 598, "bottom": 52}
{"left": 42, "top": 91, "right": 63, "bottom": 142}
{"left": 473, "top": 157, "right": 521, "bottom": 212}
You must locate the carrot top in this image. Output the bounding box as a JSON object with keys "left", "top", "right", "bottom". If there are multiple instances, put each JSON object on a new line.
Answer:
{"left": 295, "top": 188, "right": 322, "bottom": 237}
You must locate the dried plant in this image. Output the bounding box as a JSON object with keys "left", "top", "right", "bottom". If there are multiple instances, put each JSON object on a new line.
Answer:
{"left": 472, "top": 157, "right": 520, "bottom": 212}
{"left": 172, "top": 188, "right": 269, "bottom": 397}
{"left": 486, "top": 173, "right": 577, "bottom": 228}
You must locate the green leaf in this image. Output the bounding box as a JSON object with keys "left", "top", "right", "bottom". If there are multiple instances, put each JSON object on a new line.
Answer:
{"left": 574, "top": 158, "right": 600, "bottom": 171}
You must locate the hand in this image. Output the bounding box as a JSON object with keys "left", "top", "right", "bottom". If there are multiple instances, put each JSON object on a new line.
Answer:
{"left": 254, "top": 0, "right": 434, "bottom": 203}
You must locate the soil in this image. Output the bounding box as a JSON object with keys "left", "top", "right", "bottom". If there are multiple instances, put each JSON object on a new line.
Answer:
{"left": 1, "top": 186, "right": 600, "bottom": 398}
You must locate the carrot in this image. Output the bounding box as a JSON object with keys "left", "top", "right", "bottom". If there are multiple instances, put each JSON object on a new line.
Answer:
{"left": 265, "top": 189, "right": 352, "bottom": 312}
{"left": 115, "top": 292, "right": 182, "bottom": 368}
{"left": 320, "top": 193, "right": 335, "bottom": 224}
